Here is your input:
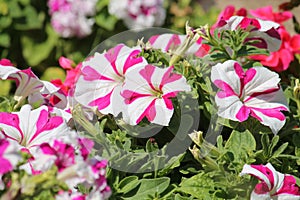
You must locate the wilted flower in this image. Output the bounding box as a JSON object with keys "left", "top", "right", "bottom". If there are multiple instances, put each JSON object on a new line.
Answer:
{"left": 240, "top": 163, "right": 300, "bottom": 199}
{"left": 211, "top": 60, "right": 288, "bottom": 134}
{"left": 108, "top": 0, "right": 166, "bottom": 29}
{"left": 121, "top": 65, "right": 191, "bottom": 126}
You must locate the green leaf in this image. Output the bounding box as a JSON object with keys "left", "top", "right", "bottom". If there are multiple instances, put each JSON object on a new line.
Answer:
{"left": 272, "top": 142, "right": 289, "bottom": 158}
{"left": 95, "top": 13, "right": 118, "bottom": 31}
{"left": 225, "top": 129, "right": 256, "bottom": 161}
{"left": 41, "top": 67, "right": 66, "bottom": 82}
{"left": 21, "top": 24, "right": 58, "bottom": 66}
{"left": 0, "top": 33, "right": 10, "bottom": 47}
{"left": 117, "top": 176, "right": 140, "bottom": 194}
{"left": 123, "top": 177, "right": 170, "bottom": 200}
{"left": 177, "top": 172, "right": 215, "bottom": 199}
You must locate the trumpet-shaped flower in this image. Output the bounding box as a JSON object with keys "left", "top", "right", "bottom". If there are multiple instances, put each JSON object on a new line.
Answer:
{"left": 211, "top": 60, "right": 288, "bottom": 134}
{"left": 0, "top": 104, "right": 69, "bottom": 151}
{"left": 240, "top": 163, "right": 300, "bottom": 199}
{"left": 0, "top": 139, "right": 21, "bottom": 190}
{"left": 148, "top": 33, "right": 210, "bottom": 57}
{"left": 121, "top": 65, "right": 191, "bottom": 126}
{"left": 0, "top": 64, "right": 59, "bottom": 108}
{"left": 74, "top": 44, "right": 148, "bottom": 116}
{"left": 218, "top": 16, "right": 281, "bottom": 52}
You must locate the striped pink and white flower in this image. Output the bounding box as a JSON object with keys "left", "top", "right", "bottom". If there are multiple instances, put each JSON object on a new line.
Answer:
{"left": 217, "top": 16, "right": 281, "bottom": 52}
{"left": 148, "top": 33, "right": 210, "bottom": 57}
{"left": 211, "top": 60, "right": 288, "bottom": 134}
{"left": 121, "top": 65, "right": 191, "bottom": 126}
{"left": 0, "top": 139, "right": 21, "bottom": 190}
{"left": 240, "top": 163, "right": 300, "bottom": 199}
{"left": 0, "top": 104, "right": 69, "bottom": 151}
{"left": 74, "top": 44, "right": 148, "bottom": 116}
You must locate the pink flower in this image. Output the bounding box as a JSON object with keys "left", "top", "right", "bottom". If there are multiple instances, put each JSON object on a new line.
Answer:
{"left": 217, "top": 16, "right": 281, "bottom": 52}
{"left": 0, "top": 104, "right": 69, "bottom": 151}
{"left": 48, "top": 0, "right": 97, "bottom": 38}
{"left": 211, "top": 60, "right": 288, "bottom": 134}
{"left": 0, "top": 139, "right": 21, "bottom": 190}
{"left": 250, "top": 6, "right": 293, "bottom": 24}
{"left": 108, "top": 0, "right": 166, "bottom": 29}
{"left": 212, "top": 5, "right": 247, "bottom": 30}
{"left": 74, "top": 44, "right": 148, "bottom": 116}
{"left": 0, "top": 64, "right": 59, "bottom": 108}
{"left": 240, "top": 163, "right": 300, "bottom": 199}
{"left": 0, "top": 59, "right": 14, "bottom": 66}
{"left": 251, "top": 27, "right": 300, "bottom": 72}
{"left": 148, "top": 34, "right": 210, "bottom": 57}
{"left": 121, "top": 65, "right": 191, "bottom": 126}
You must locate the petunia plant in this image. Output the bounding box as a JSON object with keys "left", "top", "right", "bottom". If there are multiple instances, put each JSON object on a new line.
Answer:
{"left": 1, "top": 3, "right": 300, "bottom": 200}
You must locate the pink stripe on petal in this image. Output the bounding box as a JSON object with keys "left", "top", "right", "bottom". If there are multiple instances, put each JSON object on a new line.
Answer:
{"left": 165, "top": 34, "right": 181, "bottom": 51}
{"left": 243, "top": 68, "right": 256, "bottom": 86}
{"left": 148, "top": 35, "right": 159, "bottom": 45}
{"left": 235, "top": 105, "right": 250, "bottom": 122}
{"left": 234, "top": 62, "right": 245, "bottom": 79}
{"left": 159, "top": 67, "right": 182, "bottom": 90}
{"left": 40, "top": 143, "right": 56, "bottom": 155}
{"left": 82, "top": 66, "right": 114, "bottom": 81}
{"left": 254, "top": 182, "right": 270, "bottom": 195}
{"left": 0, "top": 139, "right": 9, "bottom": 156}
{"left": 250, "top": 164, "right": 275, "bottom": 188}
{"left": 251, "top": 107, "right": 288, "bottom": 121}
{"left": 244, "top": 87, "right": 280, "bottom": 102}
{"left": 0, "top": 113, "right": 23, "bottom": 141}
{"left": 214, "top": 80, "right": 237, "bottom": 98}
{"left": 139, "top": 65, "right": 157, "bottom": 91}
{"left": 104, "top": 44, "right": 124, "bottom": 76}
{"left": 275, "top": 175, "right": 300, "bottom": 196}
{"left": 265, "top": 28, "right": 281, "bottom": 40}
{"left": 123, "top": 49, "right": 143, "bottom": 74}
{"left": 88, "top": 90, "right": 113, "bottom": 110}
{"left": 121, "top": 90, "right": 152, "bottom": 104}
{"left": 136, "top": 99, "right": 156, "bottom": 124}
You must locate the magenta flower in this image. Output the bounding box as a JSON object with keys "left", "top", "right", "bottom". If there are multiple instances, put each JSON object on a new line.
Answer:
{"left": 74, "top": 44, "right": 148, "bottom": 116}
{"left": 0, "top": 139, "right": 21, "bottom": 190}
{"left": 218, "top": 16, "right": 281, "bottom": 52}
{"left": 121, "top": 65, "right": 191, "bottom": 126}
{"left": 250, "top": 6, "right": 293, "bottom": 24}
{"left": 211, "top": 60, "right": 288, "bottom": 134}
{"left": 240, "top": 163, "right": 300, "bottom": 199}
{"left": 148, "top": 33, "right": 210, "bottom": 57}
{"left": 0, "top": 104, "right": 69, "bottom": 151}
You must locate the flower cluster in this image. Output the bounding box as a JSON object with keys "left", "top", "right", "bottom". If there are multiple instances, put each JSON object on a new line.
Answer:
{"left": 108, "top": 0, "right": 166, "bottom": 29}
{"left": 74, "top": 43, "right": 191, "bottom": 126}
{"left": 48, "top": 0, "right": 97, "bottom": 38}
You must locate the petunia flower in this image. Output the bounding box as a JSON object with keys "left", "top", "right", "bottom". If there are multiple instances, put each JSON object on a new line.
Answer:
{"left": 251, "top": 27, "right": 300, "bottom": 72}
{"left": 0, "top": 104, "right": 69, "bottom": 151}
{"left": 250, "top": 6, "right": 293, "bottom": 24}
{"left": 0, "top": 139, "right": 21, "bottom": 190}
{"left": 211, "top": 60, "right": 288, "bottom": 134}
{"left": 121, "top": 64, "right": 191, "bottom": 126}
{"left": 148, "top": 33, "right": 210, "bottom": 57}
{"left": 0, "top": 64, "right": 59, "bottom": 108}
{"left": 217, "top": 16, "right": 281, "bottom": 52}
{"left": 240, "top": 163, "right": 300, "bottom": 199}
{"left": 212, "top": 5, "right": 247, "bottom": 30}
{"left": 74, "top": 44, "right": 148, "bottom": 116}
{"left": 108, "top": 0, "right": 166, "bottom": 29}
